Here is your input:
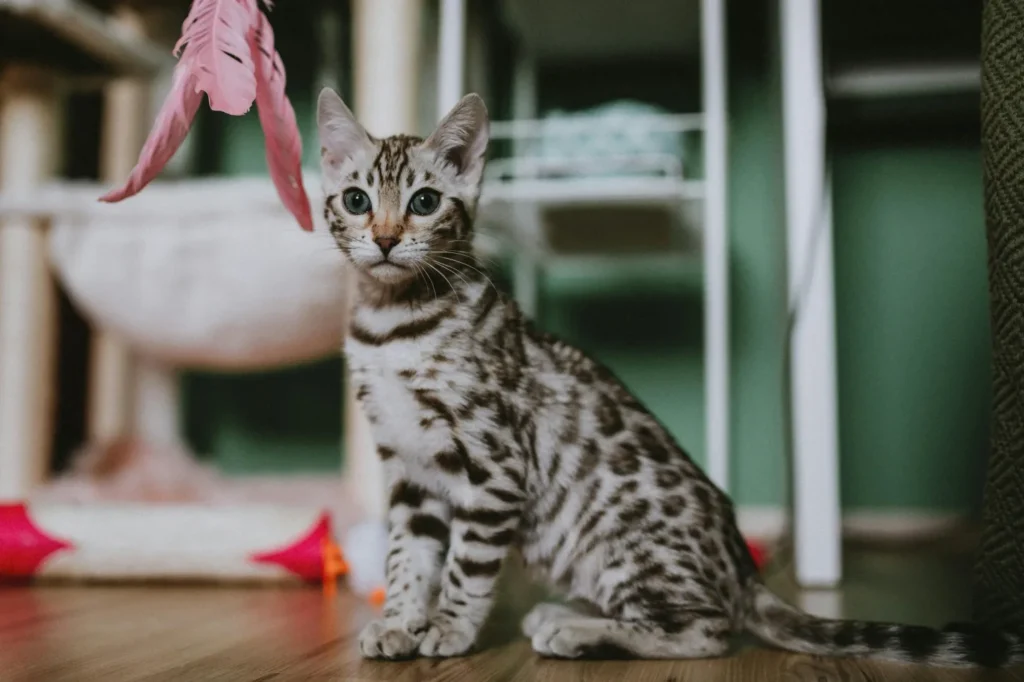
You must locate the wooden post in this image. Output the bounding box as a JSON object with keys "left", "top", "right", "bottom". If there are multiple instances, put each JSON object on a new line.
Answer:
{"left": 344, "top": 0, "right": 423, "bottom": 522}
{"left": 89, "top": 8, "right": 149, "bottom": 445}
{"left": 0, "top": 66, "right": 62, "bottom": 500}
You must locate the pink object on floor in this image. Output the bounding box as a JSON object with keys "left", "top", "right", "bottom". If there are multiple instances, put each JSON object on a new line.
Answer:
{"left": 100, "top": 0, "right": 312, "bottom": 231}
{"left": 0, "top": 504, "right": 73, "bottom": 577}
{"left": 251, "top": 512, "right": 333, "bottom": 581}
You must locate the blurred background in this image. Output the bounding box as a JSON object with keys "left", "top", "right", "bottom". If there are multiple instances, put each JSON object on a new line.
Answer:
{"left": 0, "top": 0, "right": 986, "bottom": 588}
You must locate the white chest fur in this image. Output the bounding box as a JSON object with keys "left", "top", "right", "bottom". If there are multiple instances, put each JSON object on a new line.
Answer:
{"left": 348, "top": 341, "right": 435, "bottom": 444}
{"left": 345, "top": 327, "right": 476, "bottom": 500}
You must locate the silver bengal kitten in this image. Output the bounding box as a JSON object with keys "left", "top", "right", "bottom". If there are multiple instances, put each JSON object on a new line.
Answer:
{"left": 316, "top": 88, "right": 1022, "bottom": 668}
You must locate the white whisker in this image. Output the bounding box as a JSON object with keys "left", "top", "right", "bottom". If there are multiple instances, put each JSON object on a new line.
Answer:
{"left": 413, "top": 261, "right": 439, "bottom": 305}
{"left": 428, "top": 257, "right": 474, "bottom": 291}
{"left": 431, "top": 253, "right": 500, "bottom": 296}
{"left": 420, "top": 260, "right": 461, "bottom": 304}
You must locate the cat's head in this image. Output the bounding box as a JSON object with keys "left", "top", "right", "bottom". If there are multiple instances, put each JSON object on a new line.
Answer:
{"left": 316, "top": 88, "right": 489, "bottom": 285}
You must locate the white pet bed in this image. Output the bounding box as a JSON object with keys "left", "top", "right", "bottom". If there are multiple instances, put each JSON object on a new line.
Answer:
{"left": 44, "top": 176, "right": 346, "bottom": 370}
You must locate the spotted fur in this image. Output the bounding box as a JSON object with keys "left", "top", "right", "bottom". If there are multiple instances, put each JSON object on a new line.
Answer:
{"left": 316, "top": 88, "right": 1024, "bottom": 667}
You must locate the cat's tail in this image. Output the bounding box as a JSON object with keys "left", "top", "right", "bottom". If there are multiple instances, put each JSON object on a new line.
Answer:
{"left": 743, "top": 583, "right": 1024, "bottom": 668}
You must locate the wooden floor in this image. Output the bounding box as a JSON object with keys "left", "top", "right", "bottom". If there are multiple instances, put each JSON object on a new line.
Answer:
{"left": 1, "top": 543, "right": 1021, "bottom": 681}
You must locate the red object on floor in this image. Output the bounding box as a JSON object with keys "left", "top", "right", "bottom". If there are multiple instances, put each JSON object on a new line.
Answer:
{"left": 251, "top": 511, "right": 334, "bottom": 581}
{"left": 746, "top": 539, "right": 768, "bottom": 572}
{"left": 0, "top": 504, "right": 73, "bottom": 577}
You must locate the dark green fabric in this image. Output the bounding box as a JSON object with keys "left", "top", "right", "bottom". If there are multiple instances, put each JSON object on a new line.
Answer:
{"left": 977, "top": 0, "right": 1024, "bottom": 629}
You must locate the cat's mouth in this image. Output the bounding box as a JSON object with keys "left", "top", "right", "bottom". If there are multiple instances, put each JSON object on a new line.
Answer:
{"left": 371, "top": 260, "right": 406, "bottom": 270}
{"left": 365, "top": 259, "right": 414, "bottom": 283}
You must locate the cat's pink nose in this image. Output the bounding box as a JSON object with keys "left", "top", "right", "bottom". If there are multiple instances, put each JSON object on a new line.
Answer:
{"left": 374, "top": 236, "right": 399, "bottom": 257}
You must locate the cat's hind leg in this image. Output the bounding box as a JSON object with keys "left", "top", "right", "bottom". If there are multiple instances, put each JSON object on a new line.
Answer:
{"left": 529, "top": 613, "right": 732, "bottom": 660}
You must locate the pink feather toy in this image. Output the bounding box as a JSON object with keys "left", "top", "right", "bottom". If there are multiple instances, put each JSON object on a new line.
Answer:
{"left": 100, "top": 0, "right": 313, "bottom": 232}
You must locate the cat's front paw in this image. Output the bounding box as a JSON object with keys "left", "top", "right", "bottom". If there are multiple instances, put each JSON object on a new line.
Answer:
{"left": 417, "top": 616, "right": 477, "bottom": 658}
{"left": 359, "top": 617, "right": 429, "bottom": 660}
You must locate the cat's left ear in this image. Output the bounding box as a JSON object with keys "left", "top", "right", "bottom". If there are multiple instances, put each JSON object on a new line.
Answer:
{"left": 317, "top": 87, "right": 374, "bottom": 186}
{"left": 425, "top": 94, "right": 489, "bottom": 186}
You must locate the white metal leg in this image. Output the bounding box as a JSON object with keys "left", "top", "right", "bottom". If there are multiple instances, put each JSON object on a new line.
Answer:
{"left": 701, "top": 0, "right": 730, "bottom": 494}
{"left": 781, "top": 0, "right": 842, "bottom": 588}
{"left": 0, "top": 66, "right": 61, "bottom": 501}
{"left": 347, "top": 0, "right": 423, "bottom": 522}
{"left": 799, "top": 588, "right": 844, "bottom": 619}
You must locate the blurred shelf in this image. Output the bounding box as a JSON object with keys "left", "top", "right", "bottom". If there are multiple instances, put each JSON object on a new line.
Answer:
{"left": 478, "top": 109, "right": 705, "bottom": 274}
{"left": 481, "top": 176, "right": 704, "bottom": 209}
{"left": 819, "top": 0, "right": 980, "bottom": 142}
{"left": 828, "top": 62, "right": 980, "bottom": 100}
{"left": 488, "top": 114, "right": 704, "bottom": 138}
{"left": 541, "top": 252, "right": 702, "bottom": 285}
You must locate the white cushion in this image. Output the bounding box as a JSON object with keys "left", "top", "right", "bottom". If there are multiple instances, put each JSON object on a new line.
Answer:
{"left": 48, "top": 177, "right": 348, "bottom": 370}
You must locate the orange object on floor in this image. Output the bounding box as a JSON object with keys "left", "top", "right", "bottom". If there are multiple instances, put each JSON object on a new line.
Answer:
{"left": 368, "top": 587, "right": 386, "bottom": 607}
{"left": 321, "top": 536, "right": 347, "bottom": 596}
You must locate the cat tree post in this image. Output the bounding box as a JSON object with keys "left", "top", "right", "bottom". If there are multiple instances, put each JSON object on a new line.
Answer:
{"left": 0, "top": 66, "right": 61, "bottom": 499}
{"left": 345, "top": 0, "right": 424, "bottom": 522}
{"left": 89, "top": 8, "right": 149, "bottom": 444}
{"left": 437, "top": 0, "right": 466, "bottom": 116}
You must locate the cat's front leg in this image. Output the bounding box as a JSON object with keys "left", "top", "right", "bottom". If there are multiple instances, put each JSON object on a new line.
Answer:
{"left": 418, "top": 487, "right": 522, "bottom": 657}
{"left": 359, "top": 463, "right": 450, "bottom": 660}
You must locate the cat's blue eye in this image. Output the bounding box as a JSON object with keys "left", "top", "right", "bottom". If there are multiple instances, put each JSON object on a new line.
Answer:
{"left": 408, "top": 189, "right": 441, "bottom": 216}
{"left": 342, "top": 188, "right": 371, "bottom": 215}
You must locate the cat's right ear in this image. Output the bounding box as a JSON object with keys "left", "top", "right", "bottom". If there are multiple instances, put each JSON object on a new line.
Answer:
{"left": 317, "top": 88, "right": 373, "bottom": 184}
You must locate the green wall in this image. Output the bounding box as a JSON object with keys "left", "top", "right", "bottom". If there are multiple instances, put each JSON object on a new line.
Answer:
{"left": 833, "top": 146, "right": 989, "bottom": 512}
{"left": 183, "top": 9, "right": 990, "bottom": 516}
